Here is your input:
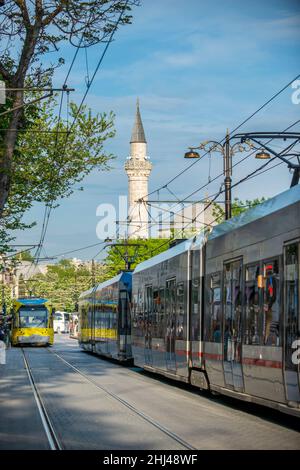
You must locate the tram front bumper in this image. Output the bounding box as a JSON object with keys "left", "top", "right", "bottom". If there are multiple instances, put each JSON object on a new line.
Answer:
{"left": 17, "top": 334, "right": 50, "bottom": 345}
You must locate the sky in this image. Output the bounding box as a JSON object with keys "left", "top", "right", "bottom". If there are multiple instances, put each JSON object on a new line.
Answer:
{"left": 12, "top": 0, "right": 300, "bottom": 261}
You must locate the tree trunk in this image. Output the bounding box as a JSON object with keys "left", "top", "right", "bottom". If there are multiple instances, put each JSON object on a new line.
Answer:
{"left": 0, "top": 91, "right": 24, "bottom": 219}
{"left": 0, "top": 21, "right": 42, "bottom": 219}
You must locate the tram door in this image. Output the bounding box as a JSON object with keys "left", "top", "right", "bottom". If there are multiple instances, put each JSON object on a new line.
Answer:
{"left": 91, "top": 289, "right": 96, "bottom": 352}
{"left": 284, "top": 242, "right": 300, "bottom": 403}
{"left": 165, "top": 279, "right": 177, "bottom": 371}
{"left": 223, "top": 260, "right": 244, "bottom": 392}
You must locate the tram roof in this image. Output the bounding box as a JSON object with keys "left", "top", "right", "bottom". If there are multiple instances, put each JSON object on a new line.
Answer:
{"left": 79, "top": 271, "right": 132, "bottom": 299}
{"left": 16, "top": 297, "right": 48, "bottom": 305}
{"left": 209, "top": 184, "right": 300, "bottom": 240}
{"left": 95, "top": 271, "right": 132, "bottom": 292}
{"left": 134, "top": 238, "right": 194, "bottom": 274}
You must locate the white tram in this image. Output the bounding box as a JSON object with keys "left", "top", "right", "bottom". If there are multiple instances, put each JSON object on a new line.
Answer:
{"left": 131, "top": 185, "right": 300, "bottom": 417}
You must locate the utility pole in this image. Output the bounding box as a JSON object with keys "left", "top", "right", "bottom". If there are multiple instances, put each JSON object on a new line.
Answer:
{"left": 91, "top": 259, "right": 95, "bottom": 286}
{"left": 184, "top": 130, "right": 251, "bottom": 220}
{"left": 224, "top": 129, "right": 232, "bottom": 220}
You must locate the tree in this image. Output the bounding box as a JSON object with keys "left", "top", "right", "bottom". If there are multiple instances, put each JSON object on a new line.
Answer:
{"left": 16, "top": 251, "right": 33, "bottom": 261}
{"left": 105, "top": 238, "right": 171, "bottom": 277}
{"left": 27, "top": 259, "right": 110, "bottom": 311}
{"left": 0, "top": 94, "right": 115, "bottom": 250}
{"left": 0, "top": 0, "right": 139, "bottom": 218}
{"left": 212, "top": 197, "right": 267, "bottom": 224}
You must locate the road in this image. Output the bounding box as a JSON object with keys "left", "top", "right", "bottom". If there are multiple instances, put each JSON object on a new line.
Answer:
{"left": 0, "top": 335, "right": 299, "bottom": 450}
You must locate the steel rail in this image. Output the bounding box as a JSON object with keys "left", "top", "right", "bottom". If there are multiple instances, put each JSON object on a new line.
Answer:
{"left": 21, "top": 348, "right": 62, "bottom": 450}
{"left": 48, "top": 348, "right": 196, "bottom": 451}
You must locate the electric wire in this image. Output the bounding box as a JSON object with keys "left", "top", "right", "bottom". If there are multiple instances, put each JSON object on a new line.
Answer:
{"left": 140, "top": 73, "right": 300, "bottom": 201}
{"left": 30, "top": 2, "right": 129, "bottom": 267}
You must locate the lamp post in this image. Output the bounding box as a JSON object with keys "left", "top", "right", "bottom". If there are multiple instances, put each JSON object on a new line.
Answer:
{"left": 184, "top": 130, "right": 252, "bottom": 219}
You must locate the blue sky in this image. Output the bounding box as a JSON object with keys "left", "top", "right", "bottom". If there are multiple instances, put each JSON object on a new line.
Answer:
{"left": 14, "top": 0, "right": 300, "bottom": 260}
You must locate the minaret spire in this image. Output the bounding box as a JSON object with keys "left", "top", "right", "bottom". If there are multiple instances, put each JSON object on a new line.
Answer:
{"left": 125, "top": 99, "right": 152, "bottom": 239}
{"left": 130, "top": 97, "right": 147, "bottom": 143}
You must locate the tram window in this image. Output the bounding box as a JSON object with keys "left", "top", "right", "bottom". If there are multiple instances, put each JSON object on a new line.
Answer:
{"left": 285, "top": 244, "right": 299, "bottom": 371}
{"left": 176, "top": 282, "right": 185, "bottom": 339}
{"left": 166, "top": 279, "right": 176, "bottom": 336}
{"left": 205, "top": 273, "right": 221, "bottom": 342}
{"left": 244, "top": 263, "right": 261, "bottom": 345}
{"left": 153, "top": 289, "right": 159, "bottom": 337}
{"left": 158, "top": 287, "right": 165, "bottom": 338}
{"left": 191, "top": 278, "right": 200, "bottom": 341}
{"left": 263, "top": 259, "right": 281, "bottom": 346}
{"left": 146, "top": 286, "right": 153, "bottom": 313}
{"left": 19, "top": 307, "right": 48, "bottom": 328}
{"left": 119, "top": 290, "right": 127, "bottom": 330}
{"left": 146, "top": 285, "right": 152, "bottom": 327}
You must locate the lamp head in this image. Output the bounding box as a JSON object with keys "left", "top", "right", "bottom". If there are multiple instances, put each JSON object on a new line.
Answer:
{"left": 255, "top": 150, "right": 271, "bottom": 160}
{"left": 184, "top": 149, "right": 200, "bottom": 159}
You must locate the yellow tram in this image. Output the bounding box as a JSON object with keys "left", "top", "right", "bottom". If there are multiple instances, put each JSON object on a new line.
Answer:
{"left": 11, "top": 297, "right": 54, "bottom": 346}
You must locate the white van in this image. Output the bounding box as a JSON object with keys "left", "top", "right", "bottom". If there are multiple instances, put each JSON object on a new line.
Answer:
{"left": 53, "top": 311, "right": 70, "bottom": 334}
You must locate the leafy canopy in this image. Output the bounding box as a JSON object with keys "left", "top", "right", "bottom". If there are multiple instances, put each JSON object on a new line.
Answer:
{"left": 0, "top": 93, "right": 115, "bottom": 250}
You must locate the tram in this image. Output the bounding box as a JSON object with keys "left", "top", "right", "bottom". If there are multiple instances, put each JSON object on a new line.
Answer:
{"left": 78, "top": 271, "right": 132, "bottom": 362}
{"left": 11, "top": 297, "right": 54, "bottom": 346}
{"left": 131, "top": 185, "right": 300, "bottom": 417}
{"left": 78, "top": 185, "right": 300, "bottom": 417}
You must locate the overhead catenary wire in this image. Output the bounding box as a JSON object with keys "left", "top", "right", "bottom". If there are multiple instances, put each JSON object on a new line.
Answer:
{"left": 140, "top": 73, "right": 300, "bottom": 202}
{"left": 30, "top": 2, "right": 129, "bottom": 267}
{"left": 141, "top": 117, "right": 300, "bottom": 230}
{"left": 140, "top": 117, "right": 300, "bottom": 255}
{"left": 30, "top": 72, "right": 300, "bottom": 265}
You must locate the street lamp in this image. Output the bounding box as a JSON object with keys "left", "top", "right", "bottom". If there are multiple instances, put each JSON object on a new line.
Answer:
{"left": 184, "top": 130, "right": 252, "bottom": 220}
{"left": 255, "top": 150, "right": 271, "bottom": 160}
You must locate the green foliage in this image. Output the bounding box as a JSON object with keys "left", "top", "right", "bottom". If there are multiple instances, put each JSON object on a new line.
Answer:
{"left": 105, "top": 239, "right": 172, "bottom": 277}
{"left": 17, "top": 251, "right": 34, "bottom": 262}
{"left": 0, "top": 1, "right": 139, "bottom": 75}
{"left": 0, "top": 1, "right": 139, "bottom": 246}
{"left": 0, "top": 283, "right": 13, "bottom": 316}
{"left": 0, "top": 94, "right": 115, "bottom": 249}
{"left": 212, "top": 197, "right": 267, "bottom": 223}
{"left": 27, "top": 259, "right": 110, "bottom": 312}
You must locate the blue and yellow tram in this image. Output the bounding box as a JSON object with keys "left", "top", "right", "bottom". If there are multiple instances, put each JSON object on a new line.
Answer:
{"left": 78, "top": 271, "right": 132, "bottom": 361}
{"left": 11, "top": 297, "right": 54, "bottom": 346}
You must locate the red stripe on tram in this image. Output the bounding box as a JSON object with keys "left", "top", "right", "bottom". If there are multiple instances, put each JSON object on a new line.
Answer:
{"left": 242, "top": 357, "right": 282, "bottom": 369}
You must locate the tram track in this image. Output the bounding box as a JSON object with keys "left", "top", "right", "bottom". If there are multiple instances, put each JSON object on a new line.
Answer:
{"left": 47, "top": 348, "right": 196, "bottom": 451}
{"left": 21, "top": 348, "right": 62, "bottom": 451}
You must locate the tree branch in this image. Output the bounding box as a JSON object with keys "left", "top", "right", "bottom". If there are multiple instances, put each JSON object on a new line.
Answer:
{"left": 0, "top": 63, "right": 12, "bottom": 82}
{"left": 13, "top": 0, "right": 31, "bottom": 28}
{"left": 42, "top": 2, "right": 65, "bottom": 27}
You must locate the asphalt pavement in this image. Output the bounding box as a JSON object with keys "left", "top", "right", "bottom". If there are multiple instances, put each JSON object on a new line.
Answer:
{"left": 0, "top": 335, "right": 299, "bottom": 450}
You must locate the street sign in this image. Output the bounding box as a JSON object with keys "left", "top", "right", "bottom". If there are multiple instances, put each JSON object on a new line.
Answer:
{"left": 0, "top": 80, "right": 6, "bottom": 104}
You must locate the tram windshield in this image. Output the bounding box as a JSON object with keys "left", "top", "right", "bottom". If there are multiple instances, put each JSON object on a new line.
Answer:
{"left": 19, "top": 307, "right": 48, "bottom": 328}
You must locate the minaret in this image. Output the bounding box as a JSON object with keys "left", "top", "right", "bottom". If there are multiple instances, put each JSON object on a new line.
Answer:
{"left": 125, "top": 99, "right": 152, "bottom": 239}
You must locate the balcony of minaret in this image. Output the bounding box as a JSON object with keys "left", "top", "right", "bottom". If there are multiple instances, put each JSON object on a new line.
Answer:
{"left": 124, "top": 158, "right": 152, "bottom": 177}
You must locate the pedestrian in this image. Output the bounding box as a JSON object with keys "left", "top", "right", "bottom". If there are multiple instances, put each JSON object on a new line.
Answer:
{"left": 0, "top": 325, "right": 6, "bottom": 365}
